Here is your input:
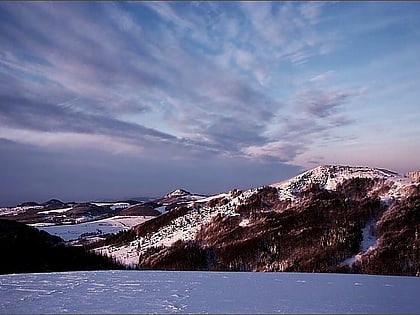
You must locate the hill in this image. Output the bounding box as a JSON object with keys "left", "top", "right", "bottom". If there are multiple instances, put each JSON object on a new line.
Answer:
{"left": 94, "top": 165, "right": 420, "bottom": 276}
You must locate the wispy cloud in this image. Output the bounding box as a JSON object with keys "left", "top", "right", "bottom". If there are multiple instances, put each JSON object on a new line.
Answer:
{"left": 0, "top": 1, "right": 368, "bottom": 163}
{"left": 295, "top": 89, "right": 352, "bottom": 118}
{"left": 0, "top": 1, "right": 360, "bottom": 167}
{"left": 241, "top": 84, "right": 361, "bottom": 163}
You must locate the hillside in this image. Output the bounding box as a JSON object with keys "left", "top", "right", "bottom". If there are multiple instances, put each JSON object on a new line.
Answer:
{"left": 0, "top": 219, "right": 123, "bottom": 274}
{"left": 0, "top": 199, "right": 159, "bottom": 225}
{"left": 94, "top": 165, "right": 420, "bottom": 276}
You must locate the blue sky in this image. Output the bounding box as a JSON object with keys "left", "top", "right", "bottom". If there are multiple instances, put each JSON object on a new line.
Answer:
{"left": 1, "top": 2, "right": 419, "bottom": 205}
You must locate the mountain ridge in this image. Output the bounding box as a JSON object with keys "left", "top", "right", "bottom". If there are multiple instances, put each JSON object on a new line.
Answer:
{"left": 93, "top": 164, "right": 420, "bottom": 275}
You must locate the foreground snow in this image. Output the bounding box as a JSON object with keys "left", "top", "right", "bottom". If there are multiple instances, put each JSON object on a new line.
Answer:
{"left": 1, "top": 271, "right": 419, "bottom": 314}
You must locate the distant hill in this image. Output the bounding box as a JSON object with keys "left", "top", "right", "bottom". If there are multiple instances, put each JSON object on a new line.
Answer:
{"left": 119, "top": 203, "right": 161, "bottom": 216}
{"left": 0, "top": 199, "right": 150, "bottom": 225}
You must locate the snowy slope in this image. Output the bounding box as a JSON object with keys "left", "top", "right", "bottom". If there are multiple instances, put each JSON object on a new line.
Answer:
{"left": 95, "top": 202, "right": 238, "bottom": 266}
{"left": 1, "top": 271, "right": 420, "bottom": 314}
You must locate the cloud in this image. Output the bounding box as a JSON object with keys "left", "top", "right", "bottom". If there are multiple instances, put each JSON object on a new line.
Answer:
{"left": 0, "top": 94, "right": 175, "bottom": 142}
{"left": 2, "top": 130, "right": 145, "bottom": 156}
{"left": 299, "top": 2, "right": 324, "bottom": 25}
{"left": 238, "top": 2, "right": 335, "bottom": 66}
{"left": 309, "top": 70, "right": 335, "bottom": 84}
{"left": 241, "top": 84, "right": 360, "bottom": 163}
{"left": 295, "top": 89, "right": 352, "bottom": 118}
{"left": 242, "top": 141, "right": 305, "bottom": 164}
{"left": 0, "top": 2, "right": 358, "bottom": 169}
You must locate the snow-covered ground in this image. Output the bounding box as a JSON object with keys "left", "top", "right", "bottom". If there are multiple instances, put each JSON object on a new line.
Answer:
{"left": 32, "top": 216, "right": 155, "bottom": 241}
{"left": 0, "top": 271, "right": 419, "bottom": 314}
{"left": 37, "top": 207, "right": 73, "bottom": 215}
{"left": 0, "top": 205, "right": 43, "bottom": 216}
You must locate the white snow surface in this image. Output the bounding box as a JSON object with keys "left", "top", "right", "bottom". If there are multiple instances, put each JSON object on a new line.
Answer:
{"left": 32, "top": 216, "right": 155, "bottom": 241}
{"left": 360, "top": 220, "right": 378, "bottom": 252}
{"left": 37, "top": 207, "right": 73, "bottom": 215}
{"left": 89, "top": 202, "right": 131, "bottom": 210}
{"left": 0, "top": 205, "right": 43, "bottom": 216}
{"left": 1, "top": 270, "right": 419, "bottom": 314}
{"left": 165, "top": 189, "right": 190, "bottom": 198}
{"left": 110, "top": 202, "right": 130, "bottom": 211}
{"left": 193, "top": 193, "right": 229, "bottom": 204}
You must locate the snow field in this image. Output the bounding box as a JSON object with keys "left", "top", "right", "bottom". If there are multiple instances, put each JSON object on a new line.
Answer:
{"left": 1, "top": 270, "right": 419, "bottom": 314}
{"left": 33, "top": 216, "right": 155, "bottom": 241}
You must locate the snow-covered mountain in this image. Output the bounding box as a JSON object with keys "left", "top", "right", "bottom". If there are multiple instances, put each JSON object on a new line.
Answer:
{"left": 270, "top": 164, "right": 412, "bottom": 203}
{"left": 156, "top": 189, "right": 208, "bottom": 208}
{"left": 1, "top": 164, "right": 418, "bottom": 275}
{"left": 164, "top": 188, "right": 191, "bottom": 198}
{"left": 94, "top": 165, "right": 420, "bottom": 275}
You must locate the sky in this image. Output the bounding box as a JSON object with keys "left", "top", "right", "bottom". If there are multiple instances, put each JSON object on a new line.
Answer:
{"left": 1, "top": 1, "right": 420, "bottom": 206}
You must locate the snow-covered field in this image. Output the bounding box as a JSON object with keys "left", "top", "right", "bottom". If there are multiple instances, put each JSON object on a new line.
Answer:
{"left": 0, "top": 271, "right": 419, "bottom": 314}
{"left": 32, "top": 216, "right": 155, "bottom": 241}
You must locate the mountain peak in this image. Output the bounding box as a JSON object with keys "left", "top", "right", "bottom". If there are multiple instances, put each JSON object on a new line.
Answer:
{"left": 270, "top": 164, "right": 407, "bottom": 201}
{"left": 164, "top": 189, "right": 191, "bottom": 198}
